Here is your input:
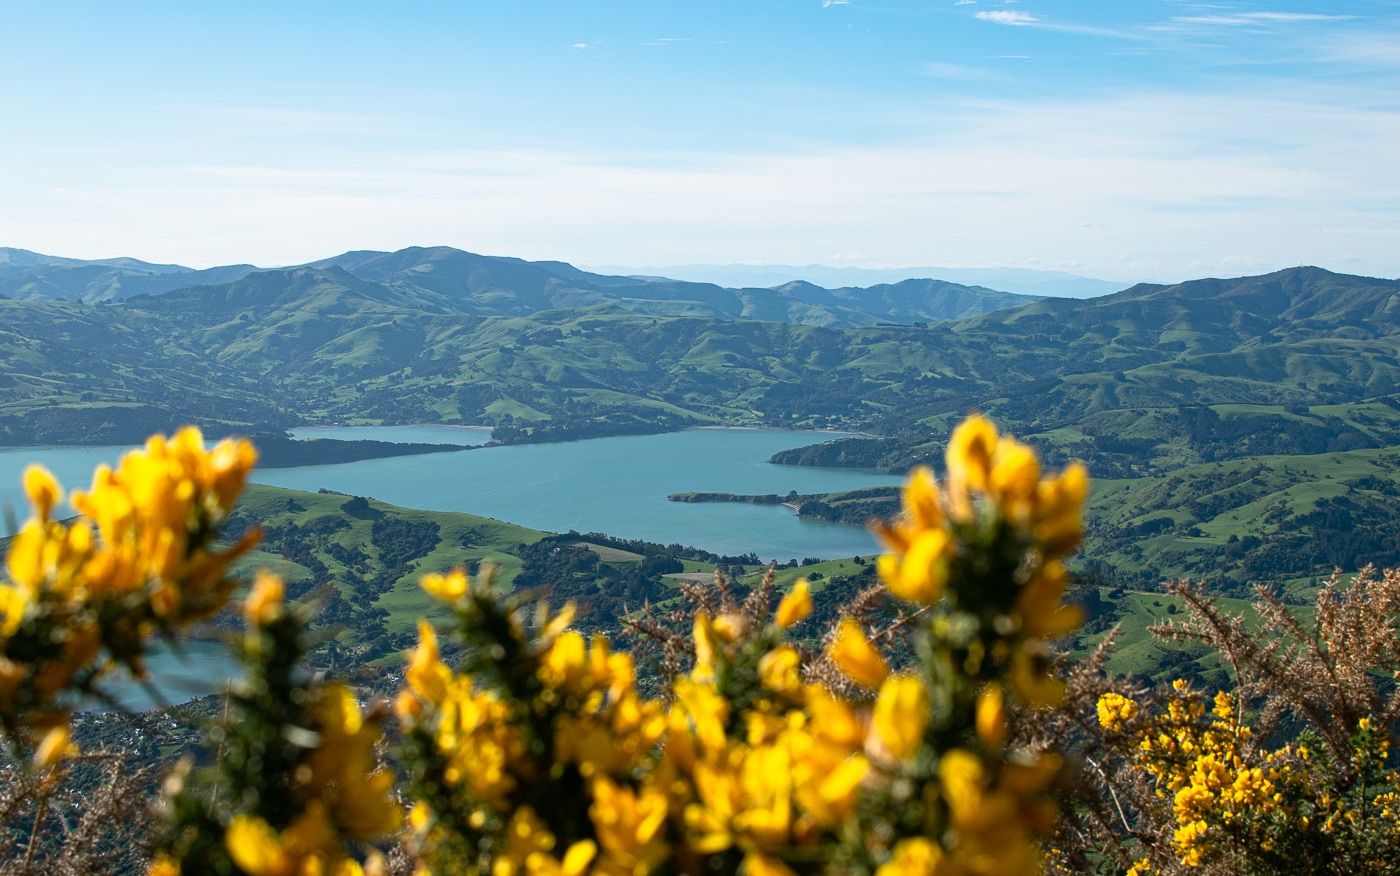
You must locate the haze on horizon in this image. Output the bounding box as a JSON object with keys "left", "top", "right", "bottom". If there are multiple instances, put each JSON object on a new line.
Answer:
{"left": 2, "top": 1, "right": 1397, "bottom": 286}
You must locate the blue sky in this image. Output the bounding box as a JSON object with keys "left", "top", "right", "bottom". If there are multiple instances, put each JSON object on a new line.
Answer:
{"left": 2, "top": 1, "right": 1398, "bottom": 283}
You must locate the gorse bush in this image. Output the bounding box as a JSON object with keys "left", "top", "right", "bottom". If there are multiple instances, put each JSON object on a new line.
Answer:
{"left": 1047, "top": 571, "right": 1400, "bottom": 876}
{"left": 0, "top": 417, "right": 1396, "bottom": 875}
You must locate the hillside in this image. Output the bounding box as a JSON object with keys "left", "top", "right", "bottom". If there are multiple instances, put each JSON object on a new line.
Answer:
{"left": 1, "top": 245, "right": 1036, "bottom": 324}
{"left": 5, "top": 252, "right": 1400, "bottom": 591}
{"left": 221, "top": 483, "right": 770, "bottom": 668}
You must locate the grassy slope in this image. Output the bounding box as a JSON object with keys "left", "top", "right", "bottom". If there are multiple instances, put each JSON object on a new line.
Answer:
{"left": 233, "top": 484, "right": 547, "bottom": 638}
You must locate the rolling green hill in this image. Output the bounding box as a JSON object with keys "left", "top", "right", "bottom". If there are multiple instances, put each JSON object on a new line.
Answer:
{"left": 2, "top": 245, "right": 1035, "bottom": 324}
{"left": 220, "top": 483, "right": 777, "bottom": 669}
{"left": 5, "top": 250, "right": 1400, "bottom": 593}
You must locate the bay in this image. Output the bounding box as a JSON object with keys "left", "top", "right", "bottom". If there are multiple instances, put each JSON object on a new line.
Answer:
{"left": 254, "top": 428, "right": 900, "bottom": 562}
{"left": 288, "top": 423, "right": 493, "bottom": 446}
{"left": 0, "top": 427, "right": 901, "bottom": 560}
{"left": 83, "top": 638, "right": 244, "bottom": 712}
{"left": 1, "top": 427, "right": 904, "bottom": 710}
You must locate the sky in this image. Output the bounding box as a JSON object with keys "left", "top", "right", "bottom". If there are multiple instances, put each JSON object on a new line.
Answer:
{"left": 2, "top": 1, "right": 1398, "bottom": 284}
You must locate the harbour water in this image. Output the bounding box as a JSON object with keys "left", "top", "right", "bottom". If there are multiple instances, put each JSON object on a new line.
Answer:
{"left": 2, "top": 427, "right": 900, "bottom": 561}
{"left": 1, "top": 427, "right": 903, "bottom": 707}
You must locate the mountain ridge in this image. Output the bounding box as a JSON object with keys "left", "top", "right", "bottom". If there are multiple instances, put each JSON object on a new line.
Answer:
{"left": 0, "top": 245, "right": 1040, "bottom": 327}
{"left": 0, "top": 258, "right": 1395, "bottom": 453}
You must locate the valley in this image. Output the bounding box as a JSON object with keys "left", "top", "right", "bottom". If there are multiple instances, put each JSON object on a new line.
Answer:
{"left": 4, "top": 245, "right": 1400, "bottom": 690}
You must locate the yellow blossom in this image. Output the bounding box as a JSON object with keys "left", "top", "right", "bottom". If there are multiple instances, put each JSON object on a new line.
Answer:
{"left": 945, "top": 415, "right": 998, "bottom": 520}
{"left": 775, "top": 579, "right": 812, "bottom": 628}
{"left": 589, "top": 776, "right": 669, "bottom": 873}
{"left": 421, "top": 568, "right": 471, "bottom": 602}
{"left": 23, "top": 465, "right": 62, "bottom": 523}
{"left": 876, "top": 837, "right": 950, "bottom": 876}
{"left": 148, "top": 853, "right": 182, "bottom": 876}
{"left": 883, "top": 529, "right": 951, "bottom": 605}
{"left": 244, "top": 571, "right": 286, "bottom": 627}
{"left": 975, "top": 683, "right": 1006, "bottom": 750}
{"left": 828, "top": 618, "right": 889, "bottom": 689}
{"left": 1096, "top": 692, "right": 1138, "bottom": 732}
{"left": 758, "top": 646, "right": 803, "bottom": 696}
{"left": 33, "top": 723, "right": 77, "bottom": 769}
{"left": 873, "top": 674, "right": 930, "bottom": 760}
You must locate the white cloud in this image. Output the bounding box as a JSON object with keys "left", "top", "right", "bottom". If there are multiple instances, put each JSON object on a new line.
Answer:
{"left": 1169, "top": 12, "right": 1355, "bottom": 28}
{"left": 954, "top": 0, "right": 977, "bottom": 5}
{"left": 976, "top": 10, "right": 1037, "bottom": 25}
{"left": 1315, "top": 32, "right": 1400, "bottom": 67}
{"left": 4, "top": 89, "right": 1398, "bottom": 282}
{"left": 822, "top": 0, "right": 850, "bottom": 7}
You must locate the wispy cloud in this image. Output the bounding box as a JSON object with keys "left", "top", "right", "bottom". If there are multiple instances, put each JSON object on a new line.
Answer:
{"left": 1180, "top": 12, "right": 1354, "bottom": 25}
{"left": 973, "top": 9, "right": 1141, "bottom": 39}
{"left": 1315, "top": 32, "right": 1400, "bottom": 67}
{"left": 822, "top": 0, "right": 850, "bottom": 7}
{"left": 1160, "top": 11, "right": 1356, "bottom": 31}
{"left": 14, "top": 87, "right": 1396, "bottom": 282}
{"left": 954, "top": 0, "right": 977, "bottom": 5}
{"left": 976, "top": 10, "right": 1037, "bottom": 26}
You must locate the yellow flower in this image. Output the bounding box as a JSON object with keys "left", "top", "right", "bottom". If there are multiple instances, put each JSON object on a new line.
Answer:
{"left": 539, "top": 630, "right": 590, "bottom": 694}
{"left": 873, "top": 674, "right": 930, "bottom": 760}
{"left": 421, "top": 568, "right": 472, "bottom": 602}
{"left": 938, "top": 749, "right": 991, "bottom": 827}
{"left": 226, "top": 805, "right": 337, "bottom": 876}
{"left": 526, "top": 840, "right": 597, "bottom": 876}
{"left": 945, "top": 415, "right": 998, "bottom": 519}
{"left": 744, "top": 853, "right": 798, "bottom": 876}
{"left": 244, "top": 571, "right": 286, "bottom": 627}
{"left": 1009, "top": 649, "right": 1064, "bottom": 707}
{"left": 147, "top": 853, "right": 182, "bottom": 876}
{"left": 226, "top": 814, "right": 297, "bottom": 876}
{"left": 758, "top": 645, "right": 803, "bottom": 696}
{"left": 34, "top": 724, "right": 78, "bottom": 769}
{"left": 989, "top": 437, "right": 1040, "bottom": 522}
{"left": 300, "top": 683, "right": 402, "bottom": 839}
{"left": 775, "top": 579, "right": 812, "bottom": 628}
{"left": 404, "top": 619, "right": 451, "bottom": 708}
{"left": 1033, "top": 463, "right": 1088, "bottom": 556}
{"left": 1016, "top": 562, "right": 1082, "bottom": 639}
{"left": 1125, "top": 858, "right": 1152, "bottom": 876}
{"left": 23, "top": 465, "right": 62, "bottom": 523}
{"left": 0, "top": 585, "right": 27, "bottom": 639}
{"left": 495, "top": 807, "right": 557, "bottom": 876}
{"left": 1096, "top": 692, "right": 1138, "bottom": 732}
{"left": 828, "top": 618, "right": 889, "bottom": 689}
{"left": 903, "top": 467, "right": 945, "bottom": 532}
{"left": 876, "top": 838, "right": 950, "bottom": 876}
{"left": 883, "top": 529, "right": 951, "bottom": 605}
{"left": 589, "top": 776, "right": 669, "bottom": 873}
{"left": 674, "top": 676, "right": 729, "bottom": 756}
{"left": 975, "top": 683, "right": 1006, "bottom": 750}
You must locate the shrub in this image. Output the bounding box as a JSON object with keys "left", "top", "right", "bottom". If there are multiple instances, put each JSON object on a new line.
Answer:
{"left": 7, "top": 417, "right": 1395, "bottom": 875}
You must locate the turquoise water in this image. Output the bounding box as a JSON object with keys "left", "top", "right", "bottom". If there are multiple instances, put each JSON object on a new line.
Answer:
{"left": 1, "top": 428, "right": 899, "bottom": 561}
{"left": 4, "top": 427, "right": 904, "bottom": 710}
{"left": 85, "top": 638, "right": 243, "bottom": 711}
{"left": 254, "top": 428, "right": 898, "bottom": 561}
{"left": 289, "top": 424, "right": 494, "bottom": 445}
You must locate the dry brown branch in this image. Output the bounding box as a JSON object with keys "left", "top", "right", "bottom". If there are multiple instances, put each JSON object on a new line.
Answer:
{"left": 1153, "top": 571, "right": 1400, "bottom": 770}
{"left": 0, "top": 749, "right": 159, "bottom": 876}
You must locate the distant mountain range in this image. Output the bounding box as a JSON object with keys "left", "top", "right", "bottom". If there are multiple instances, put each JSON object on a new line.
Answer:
{"left": 6, "top": 245, "right": 1400, "bottom": 589}
{"left": 583, "top": 262, "right": 1131, "bottom": 298}
{"left": 0, "top": 245, "right": 1037, "bottom": 327}
{"left": 1, "top": 244, "right": 1397, "bottom": 454}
